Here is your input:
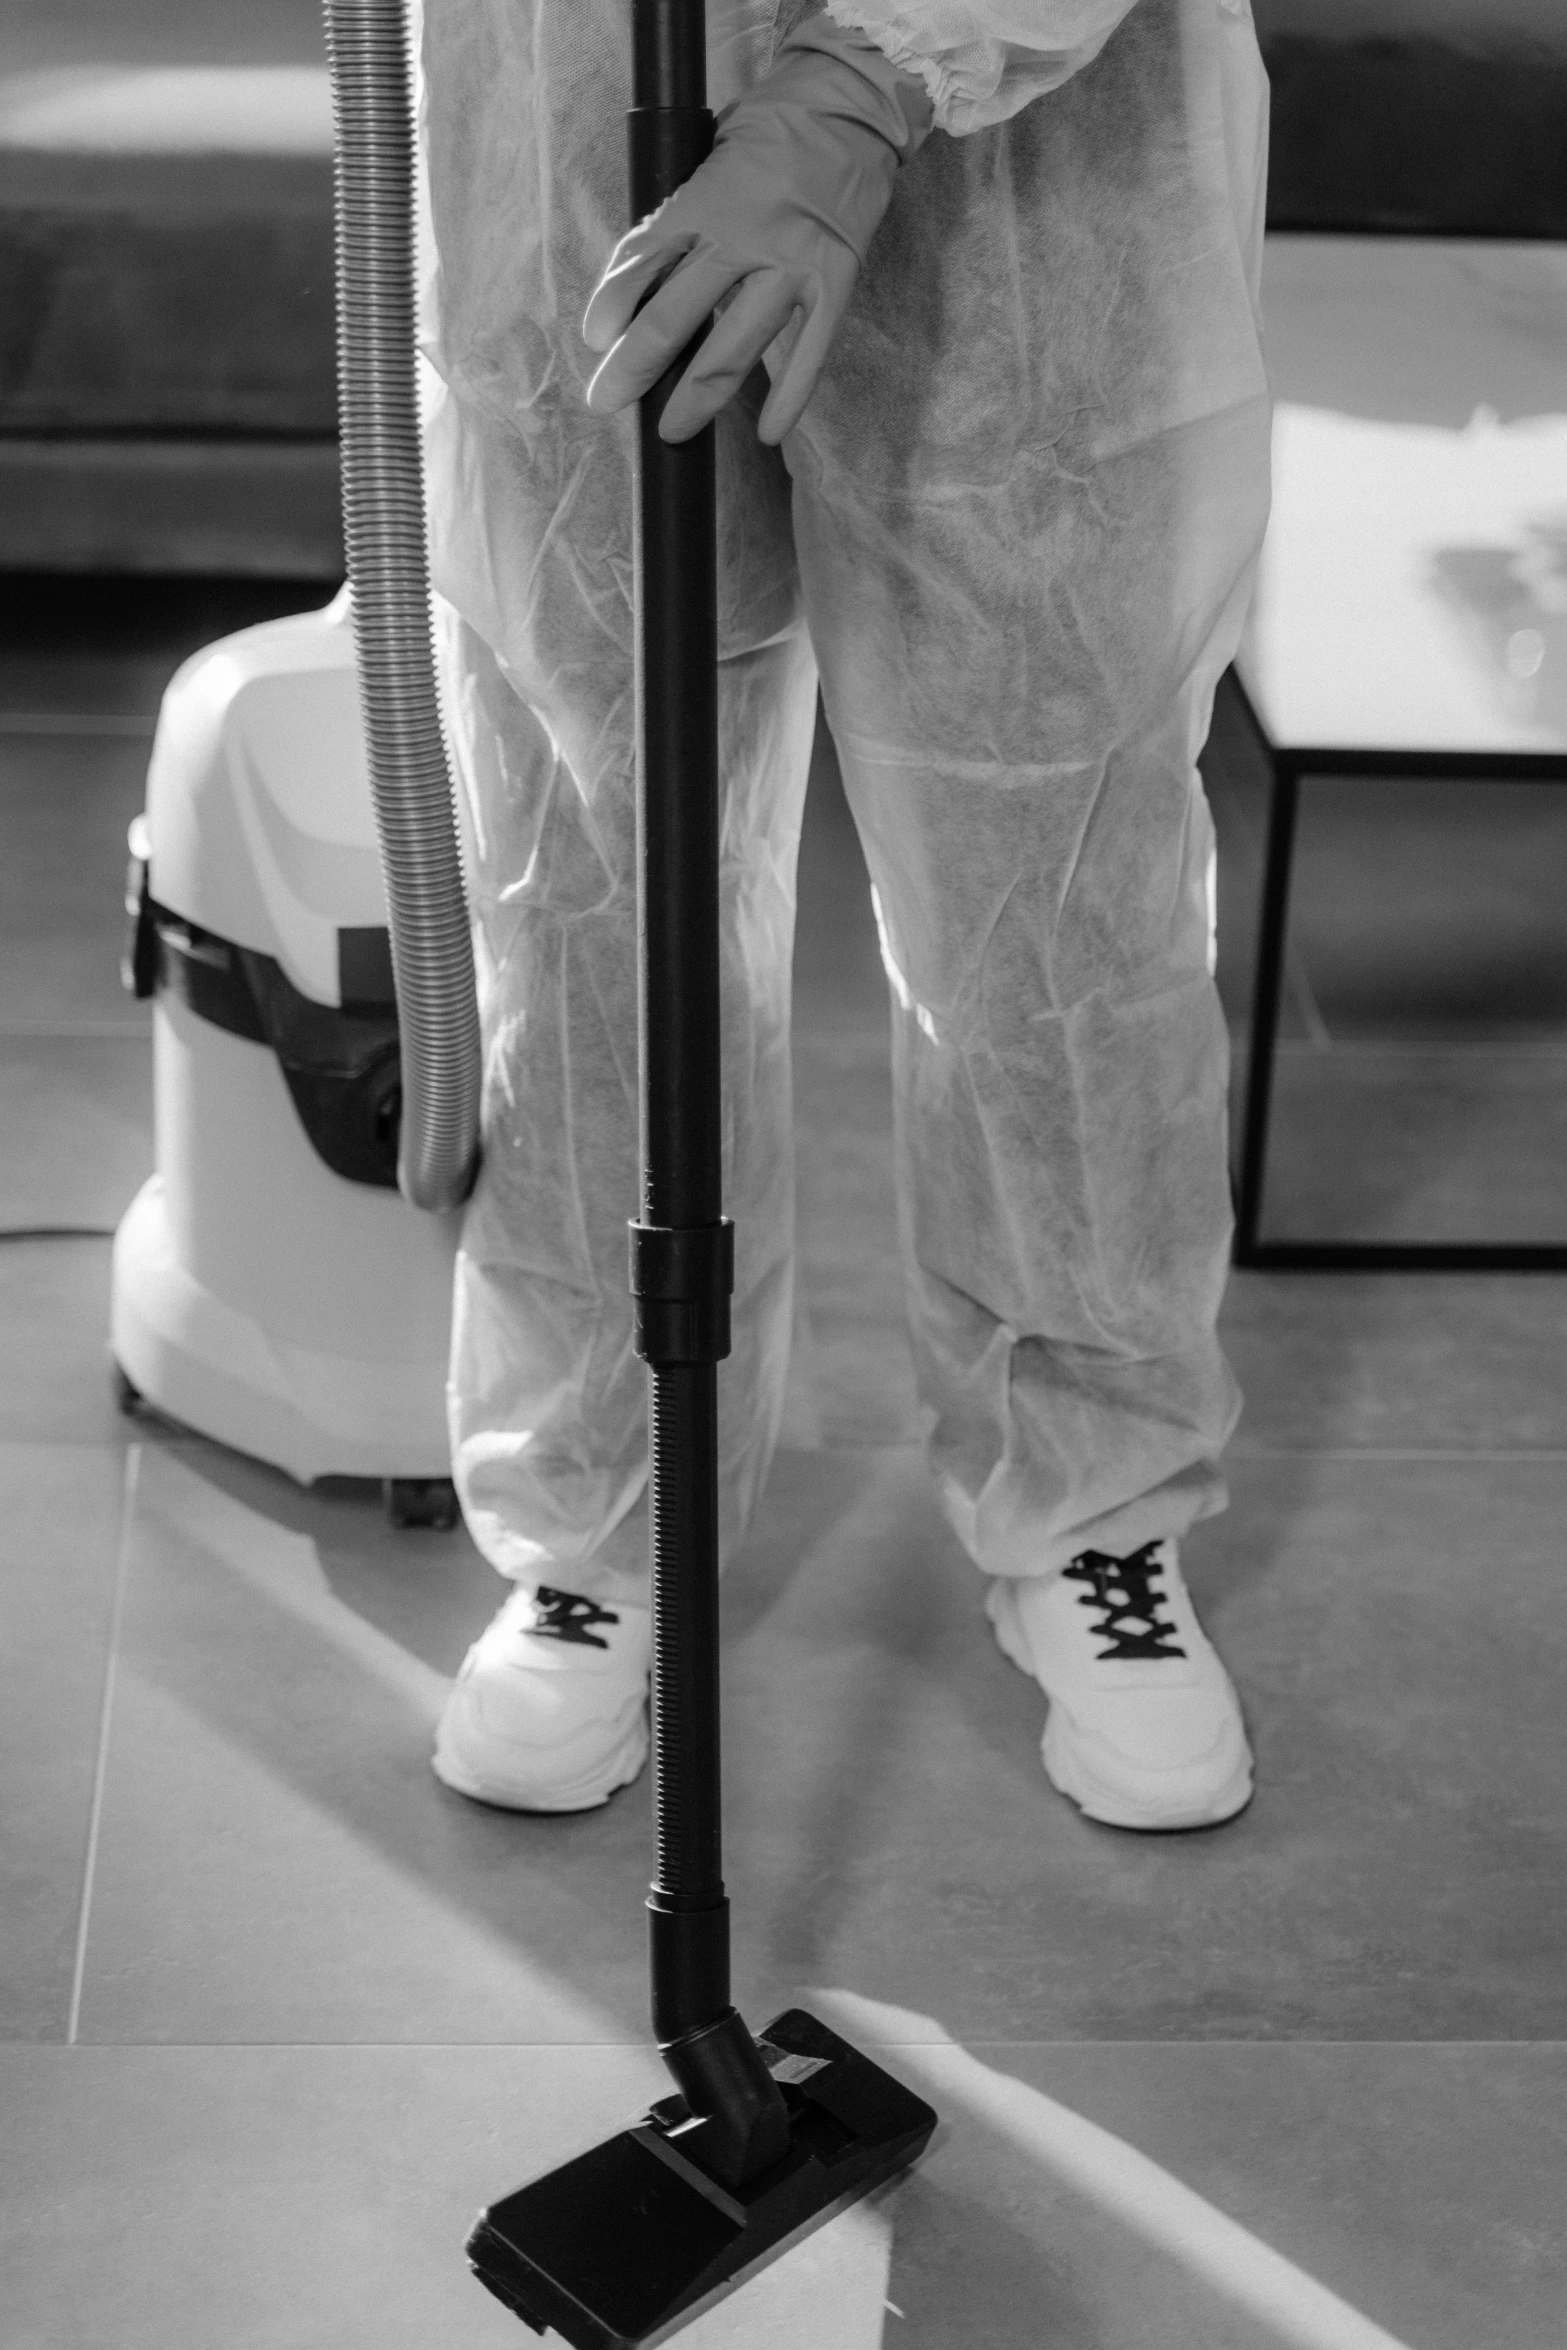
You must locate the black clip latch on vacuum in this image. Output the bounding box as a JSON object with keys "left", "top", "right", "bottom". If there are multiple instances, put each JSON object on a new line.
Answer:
{"left": 628, "top": 1218, "right": 734, "bottom": 1366}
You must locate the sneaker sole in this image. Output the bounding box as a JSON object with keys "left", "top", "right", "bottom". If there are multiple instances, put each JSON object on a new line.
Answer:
{"left": 1041, "top": 1713, "right": 1253, "bottom": 1832}
{"left": 987, "top": 1579, "right": 1254, "bottom": 1833}
{"left": 432, "top": 1706, "right": 649, "bottom": 1814}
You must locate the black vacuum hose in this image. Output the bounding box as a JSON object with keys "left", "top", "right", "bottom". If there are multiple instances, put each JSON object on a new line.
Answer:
{"left": 323, "top": 0, "right": 481, "bottom": 1213}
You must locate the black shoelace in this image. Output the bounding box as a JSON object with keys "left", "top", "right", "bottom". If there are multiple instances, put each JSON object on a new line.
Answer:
{"left": 532, "top": 1585, "right": 621, "bottom": 1649}
{"left": 1064, "top": 1544, "right": 1186, "bottom": 1662}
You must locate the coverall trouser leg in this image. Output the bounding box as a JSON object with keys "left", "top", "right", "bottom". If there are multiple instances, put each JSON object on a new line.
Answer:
{"left": 421, "top": 0, "right": 1270, "bottom": 1596}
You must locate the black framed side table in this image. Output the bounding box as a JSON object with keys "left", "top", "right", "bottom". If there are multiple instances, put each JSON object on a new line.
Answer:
{"left": 1227, "top": 237, "right": 1567, "bottom": 1270}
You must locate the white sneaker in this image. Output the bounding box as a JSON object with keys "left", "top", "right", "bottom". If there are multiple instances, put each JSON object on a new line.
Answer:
{"left": 433, "top": 1583, "right": 650, "bottom": 1813}
{"left": 987, "top": 1540, "right": 1253, "bottom": 1831}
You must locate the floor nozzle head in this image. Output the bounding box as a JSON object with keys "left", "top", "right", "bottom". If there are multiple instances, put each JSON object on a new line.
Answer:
{"left": 466, "top": 2008, "right": 936, "bottom": 2349}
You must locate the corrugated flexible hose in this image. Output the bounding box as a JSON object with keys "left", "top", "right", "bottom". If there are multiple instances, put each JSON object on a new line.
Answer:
{"left": 323, "top": 0, "right": 481, "bottom": 1213}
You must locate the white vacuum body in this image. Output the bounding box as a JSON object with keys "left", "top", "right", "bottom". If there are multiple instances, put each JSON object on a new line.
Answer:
{"left": 111, "top": 591, "right": 462, "bottom": 1491}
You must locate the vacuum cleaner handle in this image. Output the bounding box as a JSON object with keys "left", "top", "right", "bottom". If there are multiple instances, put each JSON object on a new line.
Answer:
{"left": 461, "top": 36, "right": 935, "bottom": 2315}
{"left": 627, "top": 0, "right": 792, "bottom": 2188}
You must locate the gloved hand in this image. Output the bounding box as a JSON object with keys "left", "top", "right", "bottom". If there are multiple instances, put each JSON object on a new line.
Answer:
{"left": 582, "top": 11, "right": 933, "bottom": 446}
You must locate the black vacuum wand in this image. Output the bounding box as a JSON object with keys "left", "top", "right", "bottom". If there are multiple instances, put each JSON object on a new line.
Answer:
{"left": 464, "top": 6, "right": 936, "bottom": 2340}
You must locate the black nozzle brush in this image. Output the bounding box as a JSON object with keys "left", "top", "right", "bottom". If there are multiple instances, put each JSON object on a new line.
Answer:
{"left": 462, "top": 5, "right": 936, "bottom": 2338}
{"left": 467, "top": 2008, "right": 935, "bottom": 2348}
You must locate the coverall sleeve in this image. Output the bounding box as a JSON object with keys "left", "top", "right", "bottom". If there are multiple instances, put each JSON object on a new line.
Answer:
{"left": 815, "top": 1, "right": 1144, "bottom": 134}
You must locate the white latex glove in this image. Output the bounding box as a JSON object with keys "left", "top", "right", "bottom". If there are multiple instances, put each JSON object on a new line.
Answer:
{"left": 582, "top": 12, "right": 933, "bottom": 445}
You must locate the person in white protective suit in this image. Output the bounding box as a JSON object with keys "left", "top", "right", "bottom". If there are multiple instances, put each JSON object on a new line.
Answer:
{"left": 420, "top": 0, "right": 1273, "bottom": 1831}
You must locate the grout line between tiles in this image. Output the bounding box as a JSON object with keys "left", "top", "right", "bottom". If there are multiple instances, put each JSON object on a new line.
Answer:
{"left": 0, "top": 714, "right": 155, "bottom": 738}
{"left": 1231, "top": 1446, "right": 1567, "bottom": 1462}
{"left": 67, "top": 1443, "right": 140, "bottom": 2049}
{"left": 1269, "top": 1036, "right": 1567, "bottom": 1060}
{"left": 810, "top": 1443, "right": 1567, "bottom": 1464}
{"left": 22, "top": 2037, "right": 1561, "bottom": 2053}
{"left": 0, "top": 1022, "right": 150, "bottom": 1040}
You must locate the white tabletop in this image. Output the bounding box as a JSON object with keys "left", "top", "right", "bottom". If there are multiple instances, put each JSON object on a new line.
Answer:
{"left": 1235, "top": 237, "right": 1567, "bottom": 756}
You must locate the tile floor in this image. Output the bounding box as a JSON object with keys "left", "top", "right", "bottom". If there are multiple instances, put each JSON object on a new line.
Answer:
{"left": 3, "top": 576, "right": 1566, "bottom": 2348}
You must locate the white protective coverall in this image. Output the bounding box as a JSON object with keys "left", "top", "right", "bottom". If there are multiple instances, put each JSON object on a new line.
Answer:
{"left": 418, "top": 0, "right": 1272, "bottom": 1602}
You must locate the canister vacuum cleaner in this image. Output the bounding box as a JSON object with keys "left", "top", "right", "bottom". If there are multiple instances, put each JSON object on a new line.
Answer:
{"left": 118, "top": 0, "right": 937, "bottom": 2335}
{"left": 109, "top": 592, "right": 470, "bottom": 1519}
{"left": 108, "top": 0, "right": 481, "bottom": 1522}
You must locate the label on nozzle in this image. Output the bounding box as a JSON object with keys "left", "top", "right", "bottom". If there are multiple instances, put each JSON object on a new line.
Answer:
{"left": 760, "top": 2046, "right": 831, "bottom": 2088}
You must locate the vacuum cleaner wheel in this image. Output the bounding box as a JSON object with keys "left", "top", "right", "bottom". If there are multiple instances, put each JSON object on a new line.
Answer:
{"left": 384, "top": 1477, "right": 461, "bottom": 1531}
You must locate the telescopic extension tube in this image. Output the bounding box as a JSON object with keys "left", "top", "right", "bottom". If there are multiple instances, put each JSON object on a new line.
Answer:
{"left": 627, "top": 0, "right": 792, "bottom": 2189}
